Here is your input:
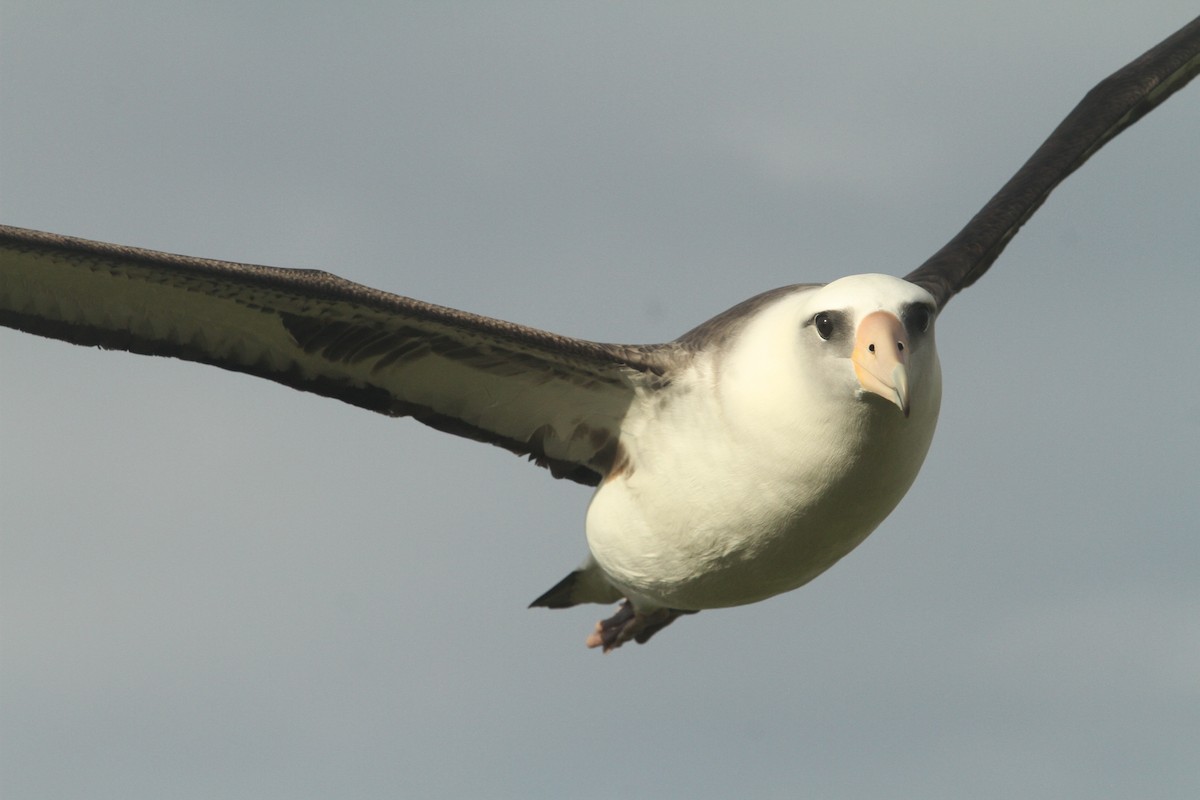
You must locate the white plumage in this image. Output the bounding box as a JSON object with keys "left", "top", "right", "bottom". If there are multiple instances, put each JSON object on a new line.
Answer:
{"left": 577, "top": 275, "right": 940, "bottom": 646}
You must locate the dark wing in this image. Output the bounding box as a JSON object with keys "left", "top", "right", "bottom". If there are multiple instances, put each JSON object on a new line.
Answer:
{"left": 905, "top": 15, "right": 1200, "bottom": 310}
{"left": 0, "top": 225, "right": 677, "bottom": 486}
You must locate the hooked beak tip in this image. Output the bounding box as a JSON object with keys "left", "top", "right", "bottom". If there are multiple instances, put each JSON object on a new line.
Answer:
{"left": 893, "top": 366, "right": 911, "bottom": 418}
{"left": 853, "top": 357, "right": 911, "bottom": 417}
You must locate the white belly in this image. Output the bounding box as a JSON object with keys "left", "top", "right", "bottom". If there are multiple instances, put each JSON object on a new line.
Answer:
{"left": 585, "top": 384, "right": 940, "bottom": 611}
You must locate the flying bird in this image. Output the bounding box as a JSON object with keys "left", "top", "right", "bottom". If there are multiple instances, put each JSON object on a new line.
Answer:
{"left": 2, "top": 17, "right": 1198, "bottom": 651}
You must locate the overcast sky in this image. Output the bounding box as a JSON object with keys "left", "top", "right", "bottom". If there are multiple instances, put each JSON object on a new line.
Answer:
{"left": 2, "top": 3, "right": 1198, "bottom": 799}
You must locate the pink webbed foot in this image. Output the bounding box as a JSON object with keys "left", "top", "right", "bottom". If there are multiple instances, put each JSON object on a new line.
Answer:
{"left": 584, "top": 600, "right": 697, "bottom": 652}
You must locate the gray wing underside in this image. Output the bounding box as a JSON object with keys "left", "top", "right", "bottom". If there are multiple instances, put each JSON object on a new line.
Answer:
{"left": 905, "top": 14, "right": 1200, "bottom": 310}
{"left": 0, "top": 225, "right": 680, "bottom": 486}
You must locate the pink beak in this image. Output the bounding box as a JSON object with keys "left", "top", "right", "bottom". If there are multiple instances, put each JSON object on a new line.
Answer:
{"left": 852, "top": 310, "right": 911, "bottom": 417}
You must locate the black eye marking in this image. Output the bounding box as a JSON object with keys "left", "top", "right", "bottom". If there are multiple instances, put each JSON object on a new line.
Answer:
{"left": 814, "top": 312, "right": 834, "bottom": 340}
{"left": 806, "top": 310, "right": 850, "bottom": 342}
{"left": 906, "top": 304, "right": 933, "bottom": 334}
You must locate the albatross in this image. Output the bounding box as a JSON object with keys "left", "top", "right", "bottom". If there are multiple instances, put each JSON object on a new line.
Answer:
{"left": 2, "top": 17, "right": 1198, "bottom": 651}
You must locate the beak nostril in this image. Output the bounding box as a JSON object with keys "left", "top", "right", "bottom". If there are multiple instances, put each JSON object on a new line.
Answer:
{"left": 868, "top": 343, "right": 875, "bottom": 353}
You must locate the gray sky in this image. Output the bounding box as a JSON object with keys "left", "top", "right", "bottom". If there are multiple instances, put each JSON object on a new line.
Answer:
{"left": 2, "top": 3, "right": 1197, "bottom": 798}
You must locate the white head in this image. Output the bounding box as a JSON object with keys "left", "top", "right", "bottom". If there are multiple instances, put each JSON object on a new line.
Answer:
{"left": 801, "top": 273, "right": 940, "bottom": 418}
{"left": 716, "top": 274, "right": 941, "bottom": 442}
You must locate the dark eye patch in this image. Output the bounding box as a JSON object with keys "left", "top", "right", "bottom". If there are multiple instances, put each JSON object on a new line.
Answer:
{"left": 805, "top": 310, "right": 849, "bottom": 342}
{"left": 904, "top": 303, "right": 935, "bottom": 334}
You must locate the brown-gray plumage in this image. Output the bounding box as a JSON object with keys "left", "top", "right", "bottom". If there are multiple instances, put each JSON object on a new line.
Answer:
{"left": 0, "top": 226, "right": 688, "bottom": 486}
{"left": 904, "top": 14, "right": 1200, "bottom": 308}
{"left": 0, "top": 223, "right": 845, "bottom": 493}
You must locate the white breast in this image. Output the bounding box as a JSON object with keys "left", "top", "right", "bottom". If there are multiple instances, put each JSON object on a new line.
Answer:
{"left": 585, "top": 286, "right": 942, "bottom": 610}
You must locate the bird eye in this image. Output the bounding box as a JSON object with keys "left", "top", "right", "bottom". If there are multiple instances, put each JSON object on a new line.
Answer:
{"left": 814, "top": 312, "right": 834, "bottom": 340}
{"left": 908, "top": 306, "right": 932, "bottom": 333}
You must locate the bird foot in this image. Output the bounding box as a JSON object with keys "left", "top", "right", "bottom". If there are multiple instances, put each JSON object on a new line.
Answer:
{"left": 585, "top": 600, "right": 696, "bottom": 652}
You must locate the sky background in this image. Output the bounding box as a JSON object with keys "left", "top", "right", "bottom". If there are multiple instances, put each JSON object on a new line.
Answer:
{"left": 2, "top": 3, "right": 1198, "bottom": 798}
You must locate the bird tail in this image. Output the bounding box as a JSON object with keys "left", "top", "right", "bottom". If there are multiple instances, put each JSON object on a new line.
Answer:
{"left": 528, "top": 560, "right": 622, "bottom": 609}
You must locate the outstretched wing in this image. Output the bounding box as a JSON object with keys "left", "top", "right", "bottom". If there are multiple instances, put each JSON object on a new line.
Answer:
{"left": 905, "top": 14, "right": 1200, "bottom": 310}
{"left": 0, "top": 225, "right": 675, "bottom": 486}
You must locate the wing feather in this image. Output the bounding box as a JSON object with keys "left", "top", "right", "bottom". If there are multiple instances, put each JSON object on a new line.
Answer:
{"left": 0, "top": 225, "right": 677, "bottom": 486}
{"left": 905, "top": 14, "right": 1200, "bottom": 309}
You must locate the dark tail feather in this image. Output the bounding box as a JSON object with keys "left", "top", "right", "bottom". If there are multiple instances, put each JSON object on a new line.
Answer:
{"left": 529, "top": 570, "right": 587, "bottom": 609}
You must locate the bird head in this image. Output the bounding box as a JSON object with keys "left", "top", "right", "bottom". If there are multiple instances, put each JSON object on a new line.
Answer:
{"left": 797, "top": 274, "right": 940, "bottom": 420}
